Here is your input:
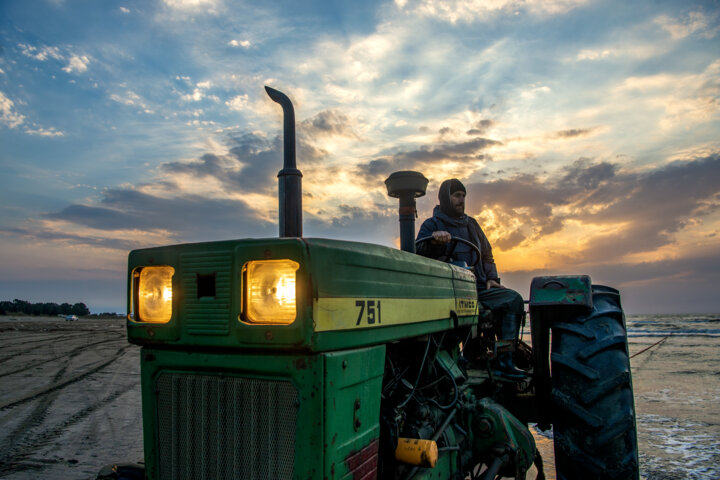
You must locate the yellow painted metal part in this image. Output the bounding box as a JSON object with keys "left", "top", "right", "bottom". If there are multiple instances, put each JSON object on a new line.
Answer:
{"left": 313, "top": 297, "right": 477, "bottom": 332}
{"left": 394, "top": 437, "right": 438, "bottom": 468}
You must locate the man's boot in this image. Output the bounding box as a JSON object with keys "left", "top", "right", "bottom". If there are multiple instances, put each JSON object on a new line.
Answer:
{"left": 493, "top": 313, "right": 527, "bottom": 379}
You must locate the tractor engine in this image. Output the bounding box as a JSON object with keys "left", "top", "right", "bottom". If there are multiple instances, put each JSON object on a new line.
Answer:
{"left": 378, "top": 334, "right": 537, "bottom": 479}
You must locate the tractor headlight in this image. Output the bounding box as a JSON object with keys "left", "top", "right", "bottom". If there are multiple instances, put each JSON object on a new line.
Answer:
{"left": 133, "top": 266, "right": 174, "bottom": 323}
{"left": 243, "top": 259, "right": 299, "bottom": 325}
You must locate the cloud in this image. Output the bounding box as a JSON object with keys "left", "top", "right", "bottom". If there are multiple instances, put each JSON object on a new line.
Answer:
{"left": 182, "top": 88, "right": 206, "bottom": 102}
{"left": 18, "top": 43, "right": 91, "bottom": 74}
{"left": 160, "top": 133, "right": 287, "bottom": 194}
{"left": 465, "top": 154, "right": 720, "bottom": 260}
{"left": 4, "top": 225, "right": 144, "bottom": 252}
{"left": 110, "top": 90, "right": 154, "bottom": 114}
{"left": 0, "top": 91, "right": 26, "bottom": 128}
{"left": 502, "top": 246, "right": 720, "bottom": 313}
{"left": 303, "top": 203, "right": 399, "bottom": 245}
{"left": 466, "top": 120, "right": 494, "bottom": 136}
{"left": 179, "top": 81, "right": 219, "bottom": 103}
{"left": 228, "top": 39, "right": 251, "bottom": 48}
{"left": 1, "top": 91, "right": 64, "bottom": 136}
{"left": 163, "top": 0, "right": 219, "bottom": 9}
{"left": 299, "top": 109, "right": 362, "bottom": 140}
{"left": 225, "top": 94, "right": 249, "bottom": 111}
{"left": 160, "top": 0, "right": 222, "bottom": 17}
{"left": 20, "top": 107, "right": 389, "bottom": 251}
{"left": 120, "top": 6, "right": 130, "bottom": 14}
{"left": 355, "top": 136, "right": 501, "bottom": 183}
{"left": 18, "top": 43, "right": 63, "bottom": 61}
{"left": 24, "top": 126, "right": 64, "bottom": 137}
{"left": 62, "top": 54, "right": 91, "bottom": 73}
{"left": 163, "top": 106, "right": 358, "bottom": 194}
{"left": 552, "top": 127, "right": 595, "bottom": 139}
{"left": 610, "top": 59, "right": 720, "bottom": 133}
{"left": 26, "top": 105, "right": 370, "bottom": 250}
{"left": 395, "top": 0, "right": 589, "bottom": 23}
{"left": 573, "top": 44, "right": 660, "bottom": 62}
{"left": 39, "top": 186, "right": 276, "bottom": 249}
{"left": 655, "top": 10, "right": 719, "bottom": 40}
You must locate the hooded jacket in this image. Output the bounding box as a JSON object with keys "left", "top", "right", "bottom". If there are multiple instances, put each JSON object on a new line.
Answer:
{"left": 416, "top": 206, "right": 500, "bottom": 291}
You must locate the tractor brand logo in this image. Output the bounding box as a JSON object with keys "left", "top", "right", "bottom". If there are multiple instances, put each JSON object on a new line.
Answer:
{"left": 455, "top": 298, "right": 477, "bottom": 315}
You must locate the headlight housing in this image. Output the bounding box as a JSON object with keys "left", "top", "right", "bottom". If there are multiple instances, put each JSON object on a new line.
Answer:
{"left": 243, "top": 259, "right": 299, "bottom": 325}
{"left": 133, "top": 266, "right": 174, "bottom": 323}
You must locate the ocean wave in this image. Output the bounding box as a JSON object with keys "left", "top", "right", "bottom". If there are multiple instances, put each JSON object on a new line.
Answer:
{"left": 628, "top": 317, "right": 720, "bottom": 324}
{"left": 627, "top": 331, "right": 720, "bottom": 337}
{"left": 638, "top": 414, "right": 720, "bottom": 480}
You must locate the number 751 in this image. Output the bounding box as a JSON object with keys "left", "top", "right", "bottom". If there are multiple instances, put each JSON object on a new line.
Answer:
{"left": 355, "top": 300, "right": 381, "bottom": 325}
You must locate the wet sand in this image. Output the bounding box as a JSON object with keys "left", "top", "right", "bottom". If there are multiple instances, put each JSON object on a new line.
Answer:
{"left": 0, "top": 316, "right": 143, "bottom": 479}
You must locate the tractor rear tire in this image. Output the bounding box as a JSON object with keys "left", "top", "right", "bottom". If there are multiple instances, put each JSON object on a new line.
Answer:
{"left": 550, "top": 285, "right": 639, "bottom": 480}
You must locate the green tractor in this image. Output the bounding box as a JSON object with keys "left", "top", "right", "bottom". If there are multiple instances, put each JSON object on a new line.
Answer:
{"left": 98, "top": 87, "right": 638, "bottom": 480}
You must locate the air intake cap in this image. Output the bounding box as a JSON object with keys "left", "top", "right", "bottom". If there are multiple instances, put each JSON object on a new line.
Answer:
{"left": 385, "top": 171, "right": 428, "bottom": 199}
{"left": 385, "top": 171, "right": 428, "bottom": 253}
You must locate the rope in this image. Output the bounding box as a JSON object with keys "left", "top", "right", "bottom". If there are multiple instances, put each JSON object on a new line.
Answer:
{"left": 630, "top": 335, "right": 669, "bottom": 359}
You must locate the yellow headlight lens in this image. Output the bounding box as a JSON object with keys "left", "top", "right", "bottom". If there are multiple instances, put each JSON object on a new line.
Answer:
{"left": 244, "top": 259, "right": 299, "bottom": 325}
{"left": 137, "top": 266, "right": 174, "bottom": 323}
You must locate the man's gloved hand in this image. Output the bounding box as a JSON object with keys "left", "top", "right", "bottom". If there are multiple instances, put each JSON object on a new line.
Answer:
{"left": 431, "top": 230, "right": 452, "bottom": 244}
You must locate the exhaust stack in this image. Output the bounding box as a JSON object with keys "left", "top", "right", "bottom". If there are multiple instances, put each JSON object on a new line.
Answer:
{"left": 265, "top": 86, "right": 303, "bottom": 238}
{"left": 385, "top": 171, "right": 428, "bottom": 253}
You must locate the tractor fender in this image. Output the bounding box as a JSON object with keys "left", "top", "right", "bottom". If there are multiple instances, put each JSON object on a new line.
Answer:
{"left": 529, "top": 275, "right": 592, "bottom": 308}
{"left": 528, "top": 275, "right": 594, "bottom": 430}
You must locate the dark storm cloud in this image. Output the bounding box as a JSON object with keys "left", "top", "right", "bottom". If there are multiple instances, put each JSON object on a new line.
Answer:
{"left": 41, "top": 186, "right": 276, "bottom": 249}
{"left": 299, "top": 109, "right": 360, "bottom": 139}
{"left": 560, "top": 157, "right": 616, "bottom": 189}
{"left": 465, "top": 154, "right": 720, "bottom": 259}
{"left": 15, "top": 109, "right": 362, "bottom": 251}
{"left": 356, "top": 137, "right": 501, "bottom": 182}
{"left": 501, "top": 246, "right": 720, "bottom": 314}
{"left": 364, "top": 158, "right": 394, "bottom": 178}
{"left": 46, "top": 204, "right": 136, "bottom": 229}
{"left": 163, "top": 152, "right": 226, "bottom": 178}
{"left": 2, "top": 226, "right": 141, "bottom": 251}
{"left": 466, "top": 119, "right": 494, "bottom": 136}
{"left": 571, "top": 155, "right": 720, "bottom": 261}
{"left": 161, "top": 133, "right": 282, "bottom": 193}
{"left": 162, "top": 111, "right": 342, "bottom": 194}
{"left": 553, "top": 128, "right": 595, "bottom": 139}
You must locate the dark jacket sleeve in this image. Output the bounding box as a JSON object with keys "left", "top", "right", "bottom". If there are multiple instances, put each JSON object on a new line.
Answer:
{"left": 416, "top": 218, "right": 445, "bottom": 258}
{"left": 472, "top": 219, "right": 500, "bottom": 282}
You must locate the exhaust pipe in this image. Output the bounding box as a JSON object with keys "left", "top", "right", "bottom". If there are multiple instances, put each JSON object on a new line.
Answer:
{"left": 265, "top": 86, "right": 303, "bottom": 237}
{"left": 385, "top": 171, "right": 428, "bottom": 253}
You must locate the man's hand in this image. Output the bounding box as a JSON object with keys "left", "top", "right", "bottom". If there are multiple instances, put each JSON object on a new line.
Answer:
{"left": 431, "top": 230, "right": 452, "bottom": 244}
{"left": 487, "top": 279, "right": 504, "bottom": 289}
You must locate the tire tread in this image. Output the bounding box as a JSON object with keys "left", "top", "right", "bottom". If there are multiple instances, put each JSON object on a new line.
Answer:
{"left": 550, "top": 284, "right": 639, "bottom": 480}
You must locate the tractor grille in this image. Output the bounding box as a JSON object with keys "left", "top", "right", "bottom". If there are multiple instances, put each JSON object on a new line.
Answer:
{"left": 156, "top": 372, "right": 298, "bottom": 480}
{"left": 180, "top": 251, "right": 232, "bottom": 335}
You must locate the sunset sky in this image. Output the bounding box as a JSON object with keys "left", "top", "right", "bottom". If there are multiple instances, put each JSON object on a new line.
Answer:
{"left": 1, "top": 0, "right": 719, "bottom": 314}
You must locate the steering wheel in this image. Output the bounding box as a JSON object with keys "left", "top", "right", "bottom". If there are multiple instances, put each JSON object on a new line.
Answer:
{"left": 415, "top": 235, "right": 481, "bottom": 268}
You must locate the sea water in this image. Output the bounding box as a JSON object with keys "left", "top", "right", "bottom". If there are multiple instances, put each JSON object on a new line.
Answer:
{"left": 627, "top": 314, "right": 720, "bottom": 480}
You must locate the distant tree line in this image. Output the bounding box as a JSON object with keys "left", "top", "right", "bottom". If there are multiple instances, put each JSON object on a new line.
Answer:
{"left": 0, "top": 299, "right": 90, "bottom": 316}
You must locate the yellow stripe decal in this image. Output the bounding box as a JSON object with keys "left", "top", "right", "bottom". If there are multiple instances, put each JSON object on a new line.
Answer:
{"left": 313, "top": 297, "right": 477, "bottom": 332}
